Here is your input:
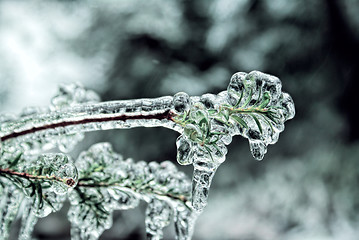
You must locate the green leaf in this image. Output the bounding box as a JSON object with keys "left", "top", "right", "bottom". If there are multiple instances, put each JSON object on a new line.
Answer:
{"left": 204, "top": 146, "right": 214, "bottom": 161}
{"left": 208, "top": 109, "right": 218, "bottom": 115}
{"left": 221, "top": 110, "right": 230, "bottom": 121}
{"left": 258, "top": 92, "right": 270, "bottom": 109}
{"left": 230, "top": 115, "right": 248, "bottom": 129}
{"left": 250, "top": 114, "right": 263, "bottom": 134}
{"left": 8, "top": 152, "right": 22, "bottom": 168}
{"left": 235, "top": 90, "right": 244, "bottom": 107}
{"left": 242, "top": 88, "right": 253, "bottom": 108}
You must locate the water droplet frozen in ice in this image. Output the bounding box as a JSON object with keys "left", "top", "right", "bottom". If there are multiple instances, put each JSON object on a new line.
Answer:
{"left": 53, "top": 163, "right": 78, "bottom": 194}
{"left": 200, "top": 94, "right": 217, "bottom": 109}
{"left": 249, "top": 140, "right": 267, "bottom": 161}
{"left": 173, "top": 92, "right": 191, "bottom": 114}
{"left": 176, "top": 136, "right": 194, "bottom": 165}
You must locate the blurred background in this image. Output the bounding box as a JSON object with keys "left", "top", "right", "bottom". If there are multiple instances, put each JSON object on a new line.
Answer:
{"left": 1, "top": 0, "right": 359, "bottom": 239}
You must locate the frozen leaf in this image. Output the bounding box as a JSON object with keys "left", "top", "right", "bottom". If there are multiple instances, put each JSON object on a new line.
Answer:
{"left": 0, "top": 182, "right": 24, "bottom": 239}
{"left": 50, "top": 83, "right": 100, "bottom": 110}
{"left": 226, "top": 71, "right": 295, "bottom": 159}
{"left": 145, "top": 198, "right": 172, "bottom": 240}
{"left": 18, "top": 200, "right": 38, "bottom": 240}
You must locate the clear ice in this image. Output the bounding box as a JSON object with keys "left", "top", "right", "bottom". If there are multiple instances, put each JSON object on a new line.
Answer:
{"left": 0, "top": 181, "right": 24, "bottom": 239}
{"left": 68, "top": 143, "right": 194, "bottom": 240}
{"left": 0, "top": 70, "right": 295, "bottom": 239}
{"left": 18, "top": 201, "right": 38, "bottom": 240}
{"left": 145, "top": 198, "right": 172, "bottom": 240}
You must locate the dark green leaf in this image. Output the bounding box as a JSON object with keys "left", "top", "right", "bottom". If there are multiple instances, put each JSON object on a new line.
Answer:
{"left": 250, "top": 114, "right": 262, "bottom": 134}
{"left": 230, "top": 115, "right": 248, "bottom": 129}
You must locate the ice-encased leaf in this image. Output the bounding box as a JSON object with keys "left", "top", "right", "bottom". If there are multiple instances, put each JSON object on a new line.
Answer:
{"left": 68, "top": 187, "right": 128, "bottom": 240}
{"left": 50, "top": 82, "right": 100, "bottom": 110}
{"left": 18, "top": 153, "right": 78, "bottom": 195}
{"left": 145, "top": 198, "right": 172, "bottom": 240}
{"left": 33, "top": 190, "right": 66, "bottom": 218}
{"left": 174, "top": 204, "right": 198, "bottom": 240}
{"left": 0, "top": 144, "right": 23, "bottom": 169}
{"left": 0, "top": 181, "right": 24, "bottom": 239}
{"left": 18, "top": 200, "right": 38, "bottom": 240}
{"left": 227, "top": 70, "right": 295, "bottom": 160}
{"left": 1, "top": 153, "right": 72, "bottom": 218}
{"left": 68, "top": 143, "right": 193, "bottom": 240}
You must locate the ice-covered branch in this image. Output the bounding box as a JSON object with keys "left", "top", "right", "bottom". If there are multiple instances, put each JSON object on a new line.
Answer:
{"left": 0, "top": 71, "right": 295, "bottom": 239}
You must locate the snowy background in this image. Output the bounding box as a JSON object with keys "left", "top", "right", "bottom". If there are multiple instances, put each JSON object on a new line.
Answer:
{"left": 1, "top": 0, "right": 359, "bottom": 239}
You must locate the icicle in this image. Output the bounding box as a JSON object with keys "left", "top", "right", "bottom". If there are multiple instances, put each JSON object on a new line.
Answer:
{"left": 191, "top": 160, "right": 219, "bottom": 212}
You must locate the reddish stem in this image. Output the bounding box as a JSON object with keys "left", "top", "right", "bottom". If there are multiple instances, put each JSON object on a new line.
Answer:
{"left": 1, "top": 110, "right": 175, "bottom": 142}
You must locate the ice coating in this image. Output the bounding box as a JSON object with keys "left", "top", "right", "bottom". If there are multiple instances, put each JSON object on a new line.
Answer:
{"left": 50, "top": 82, "right": 101, "bottom": 110}
{"left": 18, "top": 153, "right": 78, "bottom": 195}
{"left": 227, "top": 71, "right": 295, "bottom": 159}
{"left": 0, "top": 71, "right": 295, "bottom": 236}
{"left": 191, "top": 160, "right": 219, "bottom": 212}
{"left": 0, "top": 182, "right": 24, "bottom": 239}
{"left": 145, "top": 198, "right": 172, "bottom": 239}
{"left": 18, "top": 201, "right": 39, "bottom": 240}
{"left": 0, "top": 95, "right": 177, "bottom": 155}
{"left": 172, "top": 71, "right": 295, "bottom": 210}
{"left": 0, "top": 144, "right": 23, "bottom": 169}
{"left": 173, "top": 203, "right": 199, "bottom": 240}
{"left": 67, "top": 142, "right": 194, "bottom": 240}
{"left": 68, "top": 187, "right": 119, "bottom": 240}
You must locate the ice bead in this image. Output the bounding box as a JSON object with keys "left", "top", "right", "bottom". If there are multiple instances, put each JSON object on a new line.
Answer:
{"left": 176, "top": 135, "right": 194, "bottom": 165}
{"left": 173, "top": 92, "right": 191, "bottom": 114}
